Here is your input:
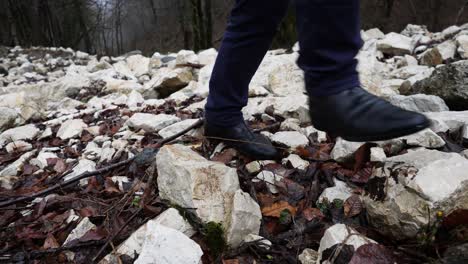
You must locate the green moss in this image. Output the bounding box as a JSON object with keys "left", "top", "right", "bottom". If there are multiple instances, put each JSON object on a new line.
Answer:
{"left": 202, "top": 221, "right": 226, "bottom": 258}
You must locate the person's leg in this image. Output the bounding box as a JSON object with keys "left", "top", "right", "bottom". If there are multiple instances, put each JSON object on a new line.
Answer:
{"left": 205, "top": 0, "right": 290, "bottom": 127}
{"left": 295, "top": 0, "right": 362, "bottom": 97}
{"left": 295, "top": 0, "right": 430, "bottom": 141}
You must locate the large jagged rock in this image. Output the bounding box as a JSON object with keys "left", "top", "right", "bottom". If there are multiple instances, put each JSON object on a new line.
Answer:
{"left": 425, "top": 111, "right": 468, "bottom": 133}
{"left": 384, "top": 94, "right": 449, "bottom": 112}
{"left": 408, "top": 60, "right": 468, "bottom": 110}
{"left": 101, "top": 208, "right": 196, "bottom": 263}
{"left": 331, "top": 138, "right": 364, "bottom": 163}
{"left": 134, "top": 224, "right": 203, "bottom": 264}
{"left": 144, "top": 67, "right": 193, "bottom": 98}
{"left": 364, "top": 149, "right": 468, "bottom": 239}
{"left": 156, "top": 144, "right": 261, "bottom": 247}
{"left": 456, "top": 34, "right": 468, "bottom": 59}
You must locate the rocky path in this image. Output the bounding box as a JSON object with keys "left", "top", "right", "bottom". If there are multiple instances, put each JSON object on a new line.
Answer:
{"left": 0, "top": 23, "right": 468, "bottom": 264}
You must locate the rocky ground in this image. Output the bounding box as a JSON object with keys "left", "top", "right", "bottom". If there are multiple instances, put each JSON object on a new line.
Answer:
{"left": 0, "top": 23, "right": 468, "bottom": 264}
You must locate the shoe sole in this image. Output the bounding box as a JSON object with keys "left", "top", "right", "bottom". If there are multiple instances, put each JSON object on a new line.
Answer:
{"left": 335, "top": 121, "right": 432, "bottom": 142}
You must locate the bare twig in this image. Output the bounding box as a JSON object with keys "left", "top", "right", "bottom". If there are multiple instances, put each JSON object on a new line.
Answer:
{"left": 0, "top": 119, "right": 204, "bottom": 209}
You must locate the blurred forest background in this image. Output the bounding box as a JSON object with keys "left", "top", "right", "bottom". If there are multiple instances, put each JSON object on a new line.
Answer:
{"left": 0, "top": 0, "right": 467, "bottom": 56}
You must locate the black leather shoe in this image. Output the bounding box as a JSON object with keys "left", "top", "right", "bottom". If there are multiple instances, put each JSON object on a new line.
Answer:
{"left": 204, "top": 121, "right": 279, "bottom": 160}
{"left": 309, "top": 87, "right": 431, "bottom": 142}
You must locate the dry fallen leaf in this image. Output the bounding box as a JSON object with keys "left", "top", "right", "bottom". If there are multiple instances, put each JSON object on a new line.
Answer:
{"left": 344, "top": 195, "right": 363, "bottom": 218}
{"left": 43, "top": 234, "right": 59, "bottom": 249}
{"left": 302, "top": 207, "right": 325, "bottom": 222}
{"left": 222, "top": 259, "right": 239, "bottom": 264}
{"left": 261, "top": 201, "right": 297, "bottom": 218}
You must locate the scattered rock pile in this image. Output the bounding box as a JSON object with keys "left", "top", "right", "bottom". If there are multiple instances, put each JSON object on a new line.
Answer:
{"left": 1, "top": 23, "right": 468, "bottom": 263}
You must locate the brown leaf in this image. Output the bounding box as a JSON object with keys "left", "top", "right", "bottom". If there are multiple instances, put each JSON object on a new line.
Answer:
{"left": 212, "top": 148, "right": 237, "bottom": 164}
{"left": 344, "top": 195, "right": 363, "bottom": 218}
{"left": 277, "top": 178, "right": 305, "bottom": 202}
{"left": 261, "top": 201, "right": 297, "bottom": 218}
{"left": 256, "top": 193, "right": 275, "bottom": 207}
{"left": 353, "top": 144, "right": 371, "bottom": 172}
{"left": 78, "top": 228, "right": 108, "bottom": 242}
{"left": 43, "top": 234, "right": 60, "bottom": 249}
{"left": 53, "top": 159, "right": 67, "bottom": 174}
{"left": 303, "top": 207, "right": 325, "bottom": 222}
{"left": 22, "top": 163, "right": 38, "bottom": 175}
{"left": 349, "top": 244, "right": 396, "bottom": 264}
{"left": 104, "top": 178, "right": 120, "bottom": 194}
{"left": 79, "top": 207, "right": 97, "bottom": 218}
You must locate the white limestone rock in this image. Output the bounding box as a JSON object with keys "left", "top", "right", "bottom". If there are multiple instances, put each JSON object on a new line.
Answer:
{"left": 100, "top": 209, "right": 196, "bottom": 263}
{"left": 158, "top": 119, "right": 201, "bottom": 139}
{"left": 198, "top": 48, "right": 218, "bottom": 65}
{"left": 176, "top": 50, "right": 199, "bottom": 65}
{"left": 271, "top": 131, "right": 309, "bottom": 149}
{"left": 403, "top": 128, "right": 445, "bottom": 148}
{"left": 126, "top": 90, "right": 144, "bottom": 107}
{"left": 442, "top": 25, "right": 462, "bottom": 39}
{"left": 245, "top": 160, "right": 276, "bottom": 174}
{"left": 0, "top": 107, "right": 18, "bottom": 132}
{"left": 299, "top": 248, "right": 319, "bottom": 264}
{"left": 57, "top": 119, "right": 87, "bottom": 140}
{"left": 134, "top": 224, "right": 203, "bottom": 264}
{"left": 362, "top": 28, "right": 385, "bottom": 41}
{"left": 384, "top": 94, "right": 449, "bottom": 112}
{"left": 418, "top": 47, "right": 443, "bottom": 66}
{"left": 364, "top": 149, "right": 468, "bottom": 239}
{"left": 145, "top": 67, "right": 193, "bottom": 97}
{"left": 456, "top": 35, "right": 468, "bottom": 59}
{"left": 156, "top": 144, "right": 239, "bottom": 224}
{"left": 244, "top": 234, "right": 272, "bottom": 250}
{"left": 0, "top": 151, "right": 36, "bottom": 189}
{"left": 282, "top": 154, "right": 310, "bottom": 170}
{"left": 426, "top": 111, "right": 468, "bottom": 133}
{"left": 5, "top": 141, "right": 32, "bottom": 153}
{"left": 225, "top": 190, "right": 262, "bottom": 248}
{"left": 331, "top": 138, "right": 364, "bottom": 163}
{"left": 153, "top": 208, "right": 196, "bottom": 237}
{"left": 302, "top": 126, "right": 328, "bottom": 143}
{"left": 64, "top": 217, "right": 96, "bottom": 245}
{"left": 255, "top": 170, "right": 284, "bottom": 194}
{"left": 437, "top": 40, "right": 457, "bottom": 61}
{"left": 126, "top": 113, "right": 180, "bottom": 133}
{"left": 370, "top": 147, "right": 386, "bottom": 162}
{"left": 317, "top": 180, "right": 353, "bottom": 204}
{"left": 317, "top": 224, "right": 376, "bottom": 264}
{"left": 125, "top": 55, "right": 150, "bottom": 77}
{"left": 377, "top": 32, "right": 415, "bottom": 56}
{"left": 30, "top": 151, "right": 58, "bottom": 169}
{"left": 0, "top": 124, "right": 39, "bottom": 147}
{"left": 63, "top": 159, "right": 96, "bottom": 185}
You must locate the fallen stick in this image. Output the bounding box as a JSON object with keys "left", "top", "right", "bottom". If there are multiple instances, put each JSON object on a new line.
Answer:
{"left": 0, "top": 119, "right": 204, "bottom": 208}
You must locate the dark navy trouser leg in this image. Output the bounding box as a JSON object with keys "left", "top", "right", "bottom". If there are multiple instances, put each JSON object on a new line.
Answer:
{"left": 205, "top": 0, "right": 362, "bottom": 127}
{"left": 205, "top": 0, "right": 291, "bottom": 127}
{"left": 295, "top": 0, "right": 362, "bottom": 97}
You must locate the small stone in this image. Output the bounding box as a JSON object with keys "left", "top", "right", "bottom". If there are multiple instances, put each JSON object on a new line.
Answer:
{"left": 57, "top": 119, "right": 87, "bottom": 140}
{"left": 317, "top": 224, "right": 376, "bottom": 263}
{"left": 153, "top": 208, "right": 196, "bottom": 237}
{"left": 362, "top": 28, "right": 385, "bottom": 41}
{"left": 63, "top": 159, "right": 96, "bottom": 185}
{"left": 271, "top": 131, "right": 309, "bottom": 149}
{"left": 437, "top": 40, "right": 457, "bottom": 61}
{"left": 198, "top": 48, "right": 218, "bottom": 65}
{"left": 0, "top": 124, "right": 39, "bottom": 147}
{"left": 255, "top": 170, "right": 283, "bottom": 194}
{"left": 282, "top": 154, "right": 309, "bottom": 169}
{"left": 244, "top": 234, "right": 272, "bottom": 250}
{"left": 331, "top": 138, "right": 364, "bottom": 163}
{"left": 245, "top": 160, "right": 276, "bottom": 174}
{"left": 126, "top": 113, "right": 180, "bottom": 133}
{"left": 158, "top": 119, "right": 201, "bottom": 139}
{"left": 64, "top": 217, "right": 96, "bottom": 245}
{"left": 30, "top": 151, "right": 58, "bottom": 169}
{"left": 5, "top": 141, "right": 32, "bottom": 153}
{"left": 377, "top": 32, "right": 415, "bottom": 56}
{"left": 226, "top": 190, "right": 262, "bottom": 247}
{"left": 0, "top": 151, "right": 36, "bottom": 189}
{"left": 317, "top": 179, "right": 353, "bottom": 204}
{"left": 176, "top": 50, "right": 199, "bottom": 65}
{"left": 456, "top": 35, "right": 468, "bottom": 59}
{"left": 302, "top": 126, "right": 328, "bottom": 143}
{"left": 385, "top": 94, "right": 449, "bottom": 112}
{"left": 126, "top": 90, "right": 144, "bottom": 107}
{"left": 370, "top": 147, "right": 386, "bottom": 162}
{"left": 404, "top": 128, "right": 445, "bottom": 148}
{"left": 441, "top": 25, "right": 461, "bottom": 39}
{"left": 299, "top": 248, "right": 319, "bottom": 264}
